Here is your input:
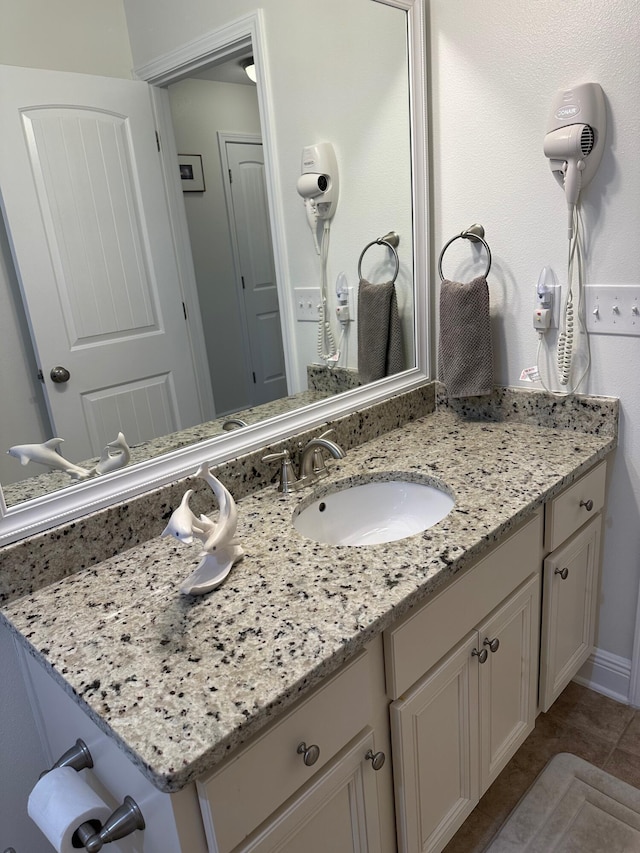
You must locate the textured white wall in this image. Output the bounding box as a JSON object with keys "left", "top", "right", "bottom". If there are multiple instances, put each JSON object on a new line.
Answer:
{"left": 430, "top": 0, "right": 640, "bottom": 664}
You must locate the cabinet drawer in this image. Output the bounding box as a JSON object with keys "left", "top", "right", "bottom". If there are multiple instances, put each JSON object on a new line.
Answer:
{"left": 197, "top": 650, "right": 372, "bottom": 853}
{"left": 544, "top": 460, "right": 606, "bottom": 552}
{"left": 384, "top": 509, "right": 543, "bottom": 699}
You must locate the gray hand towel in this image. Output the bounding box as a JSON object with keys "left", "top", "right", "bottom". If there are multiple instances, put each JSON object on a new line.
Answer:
{"left": 357, "top": 279, "right": 404, "bottom": 384}
{"left": 439, "top": 276, "right": 493, "bottom": 398}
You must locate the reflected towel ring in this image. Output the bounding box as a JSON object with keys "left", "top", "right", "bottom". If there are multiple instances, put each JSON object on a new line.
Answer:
{"left": 358, "top": 231, "right": 400, "bottom": 284}
{"left": 438, "top": 224, "right": 492, "bottom": 282}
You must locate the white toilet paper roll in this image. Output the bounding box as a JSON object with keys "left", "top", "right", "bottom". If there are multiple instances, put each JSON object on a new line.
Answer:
{"left": 27, "top": 766, "right": 111, "bottom": 853}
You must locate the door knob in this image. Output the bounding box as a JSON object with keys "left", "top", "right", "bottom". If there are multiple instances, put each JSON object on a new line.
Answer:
{"left": 555, "top": 567, "right": 569, "bottom": 580}
{"left": 50, "top": 366, "right": 71, "bottom": 383}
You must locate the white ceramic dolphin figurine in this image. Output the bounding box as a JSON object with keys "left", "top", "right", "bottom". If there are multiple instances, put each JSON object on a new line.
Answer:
{"left": 195, "top": 463, "right": 238, "bottom": 552}
{"left": 161, "top": 489, "right": 215, "bottom": 545}
{"left": 94, "top": 432, "right": 131, "bottom": 475}
{"left": 7, "top": 438, "right": 91, "bottom": 480}
{"left": 161, "top": 464, "right": 244, "bottom": 595}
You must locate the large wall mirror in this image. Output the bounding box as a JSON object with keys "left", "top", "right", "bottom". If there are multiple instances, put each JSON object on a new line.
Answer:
{"left": 0, "top": 0, "right": 429, "bottom": 545}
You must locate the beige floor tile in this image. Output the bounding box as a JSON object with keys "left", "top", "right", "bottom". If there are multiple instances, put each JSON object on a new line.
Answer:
{"left": 475, "top": 752, "right": 542, "bottom": 827}
{"left": 617, "top": 712, "right": 640, "bottom": 758}
{"left": 442, "top": 806, "right": 501, "bottom": 853}
{"left": 545, "top": 683, "right": 635, "bottom": 744}
{"left": 515, "top": 712, "right": 615, "bottom": 770}
{"left": 603, "top": 748, "right": 640, "bottom": 788}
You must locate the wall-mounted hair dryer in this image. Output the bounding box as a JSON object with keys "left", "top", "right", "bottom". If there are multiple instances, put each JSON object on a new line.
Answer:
{"left": 296, "top": 142, "right": 339, "bottom": 221}
{"left": 543, "top": 82, "right": 606, "bottom": 238}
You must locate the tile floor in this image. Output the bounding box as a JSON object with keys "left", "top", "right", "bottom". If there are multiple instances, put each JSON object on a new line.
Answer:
{"left": 443, "top": 682, "right": 640, "bottom": 852}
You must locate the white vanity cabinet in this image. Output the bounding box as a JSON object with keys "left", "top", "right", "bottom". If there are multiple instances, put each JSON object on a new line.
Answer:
{"left": 197, "top": 641, "right": 395, "bottom": 853}
{"left": 539, "top": 461, "right": 606, "bottom": 711}
{"left": 384, "top": 512, "right": 543, "bottom": 853}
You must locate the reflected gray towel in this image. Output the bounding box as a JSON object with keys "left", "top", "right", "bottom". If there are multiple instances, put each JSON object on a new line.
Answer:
{"left": 357, "top": 279, "right": 404, "bottom": 384}
{"left": 439, "top": 276, "right": 493, "bottom": 398}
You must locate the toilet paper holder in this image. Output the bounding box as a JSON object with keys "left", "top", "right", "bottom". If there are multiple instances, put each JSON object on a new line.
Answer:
{"left": 43, "top": 739, "right": 145, "bottom": 851}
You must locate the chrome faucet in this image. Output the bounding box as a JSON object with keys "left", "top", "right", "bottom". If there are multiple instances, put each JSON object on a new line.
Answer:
{"left": 262, "top": 430, "right": 345, "bottom": 493}
{"left": 298, "top": 434, "right": 345, "bottom": 482}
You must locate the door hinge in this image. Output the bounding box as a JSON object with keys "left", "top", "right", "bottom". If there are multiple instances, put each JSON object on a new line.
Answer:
{"left": 229, "top": 168, "right": 233, "bottom": 184}
{"left": 241, "top": 276, "right": 245, "bottom": 290}
{"left": 155, "top": 131, "right": 161, "bottom": 152}
{"left": 252, "top": 372, "right": 256, "bottom": 384}
{"left": 182, "top": 301, "right": 187, "bottom": 320}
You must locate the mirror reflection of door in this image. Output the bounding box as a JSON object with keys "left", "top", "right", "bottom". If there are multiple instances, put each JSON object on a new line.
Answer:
{"left": 167, "top": 70, "right": 288, "bottom": 416}
{"left": 0, "top": 64, "right": 206, "bottom": 464}
{"left": 221, "top": 136, "right": 287, "bottom": 407}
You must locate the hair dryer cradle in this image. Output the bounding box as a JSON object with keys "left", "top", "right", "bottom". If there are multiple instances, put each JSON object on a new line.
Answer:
{"left": 543, "top": 82, "right": 606, "bottom": 238}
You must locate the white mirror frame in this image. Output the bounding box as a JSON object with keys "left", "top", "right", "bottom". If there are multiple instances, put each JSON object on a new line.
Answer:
{"left": 0, "top": 0, "right": 429, "bottom": 546}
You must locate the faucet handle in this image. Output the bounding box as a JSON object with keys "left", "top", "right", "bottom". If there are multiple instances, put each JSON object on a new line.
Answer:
{"left": 261, "top": 449, "right": 300, "bottom": 493}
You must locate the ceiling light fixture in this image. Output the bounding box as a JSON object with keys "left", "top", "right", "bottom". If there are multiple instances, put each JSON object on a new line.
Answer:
{"left": 241, "top": 58, "right": 256, "bottom": 83}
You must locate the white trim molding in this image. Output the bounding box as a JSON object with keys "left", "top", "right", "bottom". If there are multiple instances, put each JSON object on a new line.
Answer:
{"left": 574, "top": 647, "right": 632, "bottom": 706}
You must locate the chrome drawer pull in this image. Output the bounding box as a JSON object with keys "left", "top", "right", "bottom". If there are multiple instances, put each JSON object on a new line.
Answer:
{"left": 472, "top": 647, "right": 488, "bottom": 664}
{"left": 555, "top": 567, "right": 569, "bottom": 580}
{"left": 580, "top": 498, "right": 594, "bottom": 512}
{"left": 365, "top": 749, "right": 386, "bottom": 771}
{"left": 483, "top": 637, "right": 500, "bottom": 653}
{"left": 297, "top": 741, "right": 320, "bottom": 766}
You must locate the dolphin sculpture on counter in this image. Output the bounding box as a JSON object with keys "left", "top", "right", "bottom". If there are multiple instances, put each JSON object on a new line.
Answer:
{"left": 7, "top": 438, "right": 92, "bottom": 480}
{"left": 161, "top": 464, "right": 244, "bottom": 595}
{"left": 160, "top": 489, "right": 215, "bottom": 545}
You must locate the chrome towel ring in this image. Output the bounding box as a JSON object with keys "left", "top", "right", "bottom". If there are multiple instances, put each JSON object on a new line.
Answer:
{"left": 438, "top": 224, "right": 492, "bottom": 281}
{"left": 358, "top": 231, "right": 400, "bottom": 284}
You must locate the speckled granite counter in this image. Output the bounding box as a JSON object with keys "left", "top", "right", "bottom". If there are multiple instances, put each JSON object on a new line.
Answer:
{"left": 1, "top": 404, "right": 617, "bottom": 794}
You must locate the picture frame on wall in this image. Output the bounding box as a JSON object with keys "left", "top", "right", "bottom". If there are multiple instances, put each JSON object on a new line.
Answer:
{"left": 178, "top": 154, "right": 205, "bottom": 192}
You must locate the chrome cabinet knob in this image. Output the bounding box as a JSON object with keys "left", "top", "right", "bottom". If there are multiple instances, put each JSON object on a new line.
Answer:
{"left": 297, "top": 741, "right": 320, "bottom": 766}
{"left": 483, "top": 637, "right": 500, "bottom": 653}
{"left": 580, "top": 498, "right": 594, "bottom": 511}
{"left": 472, "top": 647, "right": 488, "bottom": 664}
{"left": 364, "top": 749, "right": 386, "bottom": 771}
{"left": 555, "top": 567, "right": 569, "bottom": 580}
{"left": 50, "top": 365, "right": 71, "bottom": 383}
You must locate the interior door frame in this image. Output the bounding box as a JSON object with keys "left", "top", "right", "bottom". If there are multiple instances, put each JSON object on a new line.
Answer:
{"left": 140, "top": 11, "right": 298, "bottom": 399}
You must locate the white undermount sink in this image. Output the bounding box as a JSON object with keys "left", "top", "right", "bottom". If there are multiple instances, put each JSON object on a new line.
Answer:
{"left": 293, "top": 478, "right": 454, "bottom": 546}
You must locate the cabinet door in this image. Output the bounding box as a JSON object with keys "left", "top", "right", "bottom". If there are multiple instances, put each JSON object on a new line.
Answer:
{"left": 477, "top": 574, "right": 540, "bottom": 792}
{"left": 539, "top": 515, "right": 601, "bottom": 712}
{"left": 236, "top": 729, "right": 384, "bottom": 853}
{"left": 390, "top": 633, "right": 480, "bottom": 853}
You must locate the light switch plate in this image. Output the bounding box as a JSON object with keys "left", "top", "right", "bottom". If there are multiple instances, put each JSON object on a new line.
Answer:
{"left": 294, "top": 287, "right": 321, "bottom": 321}
{"left": 585, "top": 285, "right": 640, "bottom": 336}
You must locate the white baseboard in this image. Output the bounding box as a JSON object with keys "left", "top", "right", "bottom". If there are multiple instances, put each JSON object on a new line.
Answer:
{"left": 573, "top": 647, "right": 632, "bottom": 706}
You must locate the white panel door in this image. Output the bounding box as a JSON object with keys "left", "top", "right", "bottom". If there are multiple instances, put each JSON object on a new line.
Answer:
{"left": 0, "top": 64, "right": 203, "bottom": 462}
{"left": 225, "top": 140, "right": 287, "bottom": 406}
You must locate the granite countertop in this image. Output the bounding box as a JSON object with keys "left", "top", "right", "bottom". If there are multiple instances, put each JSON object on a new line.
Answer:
{"left": 1, "top": 408, "right": 616, "bottom": 793}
